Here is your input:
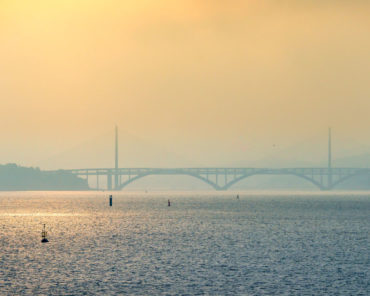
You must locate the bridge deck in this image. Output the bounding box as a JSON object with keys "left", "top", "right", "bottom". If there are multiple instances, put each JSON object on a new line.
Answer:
{"left": 48, "top": 167, "right": 370, "bottom": 191}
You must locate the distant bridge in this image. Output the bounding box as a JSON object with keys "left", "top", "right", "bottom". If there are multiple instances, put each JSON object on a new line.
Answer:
{"left": 53, "top": 167, "right": 370, "bottom": 191}
{"left": 49, "top": 127, "right": 370, "bottom": 191}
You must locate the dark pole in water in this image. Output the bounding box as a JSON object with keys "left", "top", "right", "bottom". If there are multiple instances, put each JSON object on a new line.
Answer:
{"left": 109, "top": 195, "right": 113, "bottom": 207}
{"left": 168, "top": 199, "right": 171, "bottom": 207}
{"left": 41, "top": 224, "right": 49, "bottom": 243}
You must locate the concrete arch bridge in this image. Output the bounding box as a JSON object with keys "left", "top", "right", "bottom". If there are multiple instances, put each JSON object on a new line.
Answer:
{"left": 60, "top": 167, "right": 370, "bottom": 191}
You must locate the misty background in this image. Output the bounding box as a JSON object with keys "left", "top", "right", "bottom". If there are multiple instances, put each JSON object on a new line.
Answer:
{"left": 1, "top": 1, "right": 370, "bottom": 182}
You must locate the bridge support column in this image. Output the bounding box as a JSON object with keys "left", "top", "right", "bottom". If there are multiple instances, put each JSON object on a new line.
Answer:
{"left": 114, "top": 171, "right": 119, "bottom": 190}
{"left": 328, "top": 127, "right": 332, "bottom": 190}
{"left": 107, "top": 172, "right": 112, "bottom": 190}
{"left": 114, "top": 125, "right": 119, "bottom": 190}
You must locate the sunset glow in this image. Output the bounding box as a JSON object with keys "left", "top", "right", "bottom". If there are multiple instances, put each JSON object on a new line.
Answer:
{"left": 1, "top": 1, "right": 370, "bottom": 167}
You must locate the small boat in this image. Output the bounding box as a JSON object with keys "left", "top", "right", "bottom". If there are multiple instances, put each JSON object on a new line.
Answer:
{"left": 41, "top": 224, "right": 49, "bottom": 243}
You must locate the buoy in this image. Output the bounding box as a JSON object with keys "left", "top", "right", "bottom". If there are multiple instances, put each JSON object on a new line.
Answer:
{"left": 236, "top": 194, "right": 239, "bottom": 199}
{"left": 109, "top": 195, "right": 113, "bottom": 206}
{"left": 41, "top": 224, "right": 49, "bottom": 243}
{"left": 168, "top": 199, "right": 171, "bottom": 207}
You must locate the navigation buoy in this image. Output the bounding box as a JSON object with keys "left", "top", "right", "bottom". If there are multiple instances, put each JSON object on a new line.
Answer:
{"left": 109, "top": 195, "right": 113, "bottom": 206}
{"left": 41, "top": 224, "right": 49, "bottom": 243}
{"left": 168, "top": 199, "right": 171, "bottom": 207}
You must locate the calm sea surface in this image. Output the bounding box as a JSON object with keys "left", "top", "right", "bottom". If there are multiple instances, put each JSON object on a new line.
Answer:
{"left": 0, "top": 191, "right": 369, "bottom": 295}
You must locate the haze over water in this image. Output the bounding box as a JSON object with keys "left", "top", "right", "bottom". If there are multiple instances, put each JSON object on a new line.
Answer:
{"left": 1, "top": 1, "right": 370, "bottom": 295}
{"left": 1, "top": 191, "right": 369, "bottom": 295}
{"left": 1, "top": 1, "right": 370, "bottom": 168}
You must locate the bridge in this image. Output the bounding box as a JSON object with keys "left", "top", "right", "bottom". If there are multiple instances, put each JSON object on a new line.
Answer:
{"left": 49, "top": 127, "right": 370, "bottom": 191}
{"left": 57, "top": 167, "right": 370, "bottom": 191}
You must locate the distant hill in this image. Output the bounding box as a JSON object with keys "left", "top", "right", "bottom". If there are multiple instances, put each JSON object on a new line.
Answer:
{"left": 0, "top": 164, "right": 88, "bottom": 191}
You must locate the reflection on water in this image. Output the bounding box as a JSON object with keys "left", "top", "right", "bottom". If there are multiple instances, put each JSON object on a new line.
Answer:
{"left": 0, "top": 191, "right": 369, "bottom": 295}
{"left": 1, "top": 213, "right": 87, "bottom": 217}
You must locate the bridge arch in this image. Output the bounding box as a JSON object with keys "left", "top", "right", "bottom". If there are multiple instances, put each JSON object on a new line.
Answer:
{"left": 222, "top": 172, "right": 325, "bottom": 191}
{"left": 116, "top": 171, "right": 326, "bottom": 191}
{"left": 330, "top": 172, "right": 364, "bottom": 189}
{"left": 116, "top": 172, "right": 221, "bottom": 191}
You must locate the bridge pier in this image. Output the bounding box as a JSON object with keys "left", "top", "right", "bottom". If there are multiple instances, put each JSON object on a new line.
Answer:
{"left": 328, "top": 127, "right": 332, "bottom": 190}
{"left": 114, "top": 173, "right": 119, "bottom": 190}
{"left": 114, "top": 170, "right": 120, "bottom": 190}
{"left": 107, "top": 172, "right": 112, "bottom": 190}
{"left": 86, "top": 171, "right": 89, "bottom": 187}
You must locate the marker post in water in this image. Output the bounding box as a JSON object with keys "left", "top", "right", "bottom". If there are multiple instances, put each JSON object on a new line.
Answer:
{"left": 41, "top": 224, "right": 49, "bottom": 243}
{"left": 109, "top": 195, "right": 113, "bottom": 207}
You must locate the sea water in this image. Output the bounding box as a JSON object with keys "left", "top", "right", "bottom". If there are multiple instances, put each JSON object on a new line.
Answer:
{"left": 0, "top": 191, "right": 369, "bottom": 295}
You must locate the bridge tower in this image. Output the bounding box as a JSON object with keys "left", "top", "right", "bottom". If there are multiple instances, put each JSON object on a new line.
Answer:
{"left": 114, "top": 125, "right": 119, "bottom": 189}
{"left": 328, "top": 127, "right": 332, "bottom": 189}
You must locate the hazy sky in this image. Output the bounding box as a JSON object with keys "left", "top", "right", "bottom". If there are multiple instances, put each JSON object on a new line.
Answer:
{"left": 1, "top": 0, "right": 370, "bottom": 168}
